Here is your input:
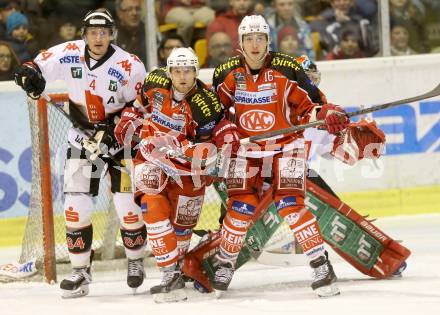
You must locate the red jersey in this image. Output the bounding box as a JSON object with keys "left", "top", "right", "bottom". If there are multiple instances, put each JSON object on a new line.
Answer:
{"left": 213, "top": 52, "right": 325, "bottom": 148}
{"left": 135, "top": 68, "right": 223, "bottom": 174}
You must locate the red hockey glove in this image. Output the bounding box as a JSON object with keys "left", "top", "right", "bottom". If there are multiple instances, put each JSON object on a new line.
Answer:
{"left": 114, "top": 107, "right": 143, "bottom": 145}
{"left": 317, "top": 103, "right": 350, "bottom": 135}
{"left": 212, "top": 118, "right": 241, "bottom": 154}
{"left": 332, "top": 118, "right": 386, "bottom": 165}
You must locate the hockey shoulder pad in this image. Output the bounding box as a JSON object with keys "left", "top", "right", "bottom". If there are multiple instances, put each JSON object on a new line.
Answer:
{"left": 306, "top": 179, "right": 411, "bottom": 278}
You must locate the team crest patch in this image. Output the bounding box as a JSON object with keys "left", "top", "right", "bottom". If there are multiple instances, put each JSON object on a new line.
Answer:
{"left": 71, "top": 67, "right": 82, "bottom": 78}
{"left": 234, "top": 71, "right": 247, "bottom": 90}
{"left": 135, "top": 162, "right": 163, "bottom": 194}
{"left": 278, "top": 150, "right": 305, "bottom": 191}
{"left": 153, "top": 91, "right": 165, "bottom": 111}
{"left": 108, "top": 80, "right": 117, "bottom": 92}
{"left": 174, "top": 195, "right": 204, "bottom": 227}
{"left": 225, "top": 158, "right": 247, "bottom": 190}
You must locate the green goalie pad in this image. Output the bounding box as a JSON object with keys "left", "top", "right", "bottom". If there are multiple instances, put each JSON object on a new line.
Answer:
{"left": 200, "top": 180, "right": 410, "bottom": 282}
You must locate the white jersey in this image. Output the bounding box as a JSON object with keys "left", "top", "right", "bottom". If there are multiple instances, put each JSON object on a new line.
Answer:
{"left": 34, "top": 40, "right": 147, "bottom": 123}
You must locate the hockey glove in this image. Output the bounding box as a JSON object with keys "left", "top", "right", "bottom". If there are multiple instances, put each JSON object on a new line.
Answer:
{"left": 332, "top": 118, "right": 386, "bottom": 165}
{"left": 317, "top": 103, "right": 350, "bottom": 135}
{"left": 82, "top": 119, "right": 118, "bottom": 160}
{"left": 14, "top": 62, "right": 46, "bottom": 100}
{"left": 114, "top": 106, "right": 143, "bottom": 146}
{"left": 212, "top": 118, "right": 241, "bottom": 155}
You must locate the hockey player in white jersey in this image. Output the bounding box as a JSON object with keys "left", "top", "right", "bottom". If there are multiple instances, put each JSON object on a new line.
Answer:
{"left": 14, "top": 9, "right": 148, "bottom": 298}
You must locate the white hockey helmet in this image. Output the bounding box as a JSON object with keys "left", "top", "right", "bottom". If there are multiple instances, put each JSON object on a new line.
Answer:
{"left": 238, "top": 15, "right": 271, "bottom": 49}
{"left": 166, "top": 47, "right": 200, "bottom": 76}
{"left": 81, "top": 8, "right": 117, "bottom": 41}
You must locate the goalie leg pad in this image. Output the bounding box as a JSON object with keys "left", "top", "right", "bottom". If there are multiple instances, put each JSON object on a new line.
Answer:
{"left": 66, "top": 225, "right": 93, "bottom": 267}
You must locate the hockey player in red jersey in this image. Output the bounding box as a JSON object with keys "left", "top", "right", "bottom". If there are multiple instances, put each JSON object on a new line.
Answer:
{"left": 114, "top": 47, "right": 238, "bottom": 302}
{"left": 14, "top": 9, "right": 148, "bottom": 298}
{"left": 207, "top": 15, "right": 350, "bottom": 297}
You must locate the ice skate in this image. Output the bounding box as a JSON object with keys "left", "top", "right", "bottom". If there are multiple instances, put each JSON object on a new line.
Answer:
{"left": 211, "top": 258, "right": 235, "bottom": 297}
{"left": 150, "top": 263, "right": 186, "bottom": 303}
{"left": 60, "top": 266, "right": 92, "bottom": 299}
{"left": 310, "top": 253, "right": 340, "bottom": 298}
{"left": 127, "top": 258, "right": 145, "bottom": 293}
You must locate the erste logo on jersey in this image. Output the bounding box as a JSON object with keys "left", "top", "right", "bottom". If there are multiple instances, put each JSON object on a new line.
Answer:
{"left": 108, "top": 67, "right": 127, "bottom": 85}
{"left": 59, "top": 55, "right": 81, "bottom": 64}
{"left": 234, "top": 89, "right": 276, "bottom": 105}
{"left": 239, "top": 109, "right": 275, "bottom": 131}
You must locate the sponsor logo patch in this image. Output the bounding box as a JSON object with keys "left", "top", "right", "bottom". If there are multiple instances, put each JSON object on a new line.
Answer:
{"left": 231, "top": 201, "right": 255, "bottom": 215}
{"left": 71, "top": 67, "right": 82, "bottom": 78}
{"left": 108, "top": 80, "right": 117, "bottom": 92}
{"left": 234, "top": 89, "right": 276, "bottom": 105}
{"left": 275, "top": 196, "right": 297, "bottom": 210}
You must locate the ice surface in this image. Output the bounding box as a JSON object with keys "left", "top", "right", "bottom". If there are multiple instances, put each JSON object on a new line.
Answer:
{"left": 0, "top": 214, "right": 439, "bottom": 315}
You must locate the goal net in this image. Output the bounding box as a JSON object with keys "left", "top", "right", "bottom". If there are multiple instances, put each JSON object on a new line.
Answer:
{"left": 20, "top": 93, "right": 292, "bottom": 283}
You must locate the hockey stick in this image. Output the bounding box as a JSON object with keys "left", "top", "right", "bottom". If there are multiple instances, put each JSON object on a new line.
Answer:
{"left": 40, "top": 94, "right": 128, "bottom": 171}
{"left": 240, "top": 83, "right": 440, "bottom": 144}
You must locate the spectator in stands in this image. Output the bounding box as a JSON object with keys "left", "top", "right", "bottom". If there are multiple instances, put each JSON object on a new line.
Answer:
{"left": 204, "top": 31, "right": 233, "bottom": 68}
{"left": 0, "top": 0, "right": 20, "bottom": 39}
{"left": 0, "top": 41, "right": 19, "bottom": 81}
{"left": 115, "top": 0, "right": 146, "bottom": 63}
{"left": 163, "top": 0, "right": 215, "bottom": 46}
{"left": 5, "top": 11, "right": 38, "bottom": 62}
{"left": 422, "top": 0, "right": 440, "bottom": 52}
{"left": 277, "top": 24, "right": 301, "bottom": 56}
{"left": 325, "top": 28, "right": 367, "bottom": 60}
{"left": 311, "top": 0, "right": 376, "bottom": 56}
{"left": 389, "top": 0, "right": 427, "bottom": 53}
{"left": 157, "top": 33, "right": 185, "bottom": 67}
{"left": 265, "top": 0, "right": 315, "bottom": 60}
{"left": 206, "top": 0, "right": 254, "bottom": 53}
{"left": 47, "top": 18, "right": 79, "bottom": 47}
{"left": 390, "top": 22, "right": 416, "bottom": 56}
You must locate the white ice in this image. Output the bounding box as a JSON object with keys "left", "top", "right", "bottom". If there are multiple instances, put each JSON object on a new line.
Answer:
{"left": 0, "top": 214, "right": 439, "bottom": 315}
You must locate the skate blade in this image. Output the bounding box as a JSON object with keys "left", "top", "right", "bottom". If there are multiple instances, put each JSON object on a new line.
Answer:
{"left": 61, "top": 285, "right": 89, "bottom": 299}
{"left": 315, "top": 283, "right": 340, "bottom": 298}
{"left": 153, "top": 288, "right": 187, "bottom": 303}
{"left": 214, "top": 289, "right": 225, "bottom": 299}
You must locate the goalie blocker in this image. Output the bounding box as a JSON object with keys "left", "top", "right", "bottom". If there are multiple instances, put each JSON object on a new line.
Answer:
{"left": 183, "top": 179, "right": 411, "bottom": 292}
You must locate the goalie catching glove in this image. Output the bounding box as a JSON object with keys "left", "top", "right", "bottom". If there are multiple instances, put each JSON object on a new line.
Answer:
{"left": 317, "top": 103, "right": 350, "bottom": 135}
{"left": 332, "top": 118, "right": 386, "bottom": 165}
{"left": 14, "top": 62, "right": 46, "bottom": 100}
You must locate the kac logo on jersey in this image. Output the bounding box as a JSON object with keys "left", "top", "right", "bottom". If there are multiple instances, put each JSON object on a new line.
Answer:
{"left": 71, "top": 67, "right": 82, "bottom": 79}
{"left": 108, "top": 80, "right": 117, "bottom": 92}
{"left": 240, "top": 109, "right": 275, "bottom": 131}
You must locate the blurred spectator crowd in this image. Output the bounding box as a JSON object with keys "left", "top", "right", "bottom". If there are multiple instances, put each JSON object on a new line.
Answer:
{"left": 1, "top": 0, "right": 440, "bottom": 81}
